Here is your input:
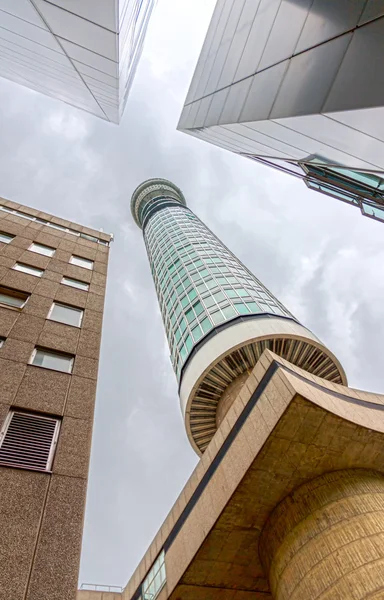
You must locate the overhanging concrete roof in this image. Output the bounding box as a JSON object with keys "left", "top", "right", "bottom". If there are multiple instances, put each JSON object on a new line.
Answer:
{"left": 79, "top": 350, "right": 384, "bottom": 599}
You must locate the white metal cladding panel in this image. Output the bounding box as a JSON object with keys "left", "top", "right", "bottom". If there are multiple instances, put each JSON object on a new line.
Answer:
{"left": 0, "top": 411, "right": 60, "bottom": 472}
{"left": 0, "top": 0, "right": 155, "bottom": 123}
{"left": 182, "top": 0, "right": 375, "bottom": 107}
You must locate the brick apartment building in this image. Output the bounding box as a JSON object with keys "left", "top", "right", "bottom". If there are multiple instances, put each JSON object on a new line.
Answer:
{"left": 0, "top": 196, "right": 111, "bottom": 600}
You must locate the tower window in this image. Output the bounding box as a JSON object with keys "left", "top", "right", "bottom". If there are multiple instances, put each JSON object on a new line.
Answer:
{"left": 0, "top": 411, "right": 60, "bottom": 472}
{"left": 29, "top": 242, "right": 56, "bottom": 257}
{"left": 70, "top": 255, "right": 94, "bottom": 270}
{"left": 13, "top": 263, "right": 44, "bottom": 277}
{"left": 30, "top": 348, "right": 74, "bottom": 373}
{"left": 0, "top": 231, "right": 14, "bottom": 244}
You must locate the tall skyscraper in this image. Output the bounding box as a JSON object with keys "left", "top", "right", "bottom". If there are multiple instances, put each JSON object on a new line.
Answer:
{"left": 77, "top": 179, "right": 384, "bottom": 600}
{"left": 0, "top": 0, "right": 156, "bottom": 123}
{"left": 178, "top": 1, "right": 384, "bottom": 224}
{"left": 131, "top": 178, "right": 345, "bottom": 453}
{"left": 0, "top": 196, "right": 111, "bottom": 599}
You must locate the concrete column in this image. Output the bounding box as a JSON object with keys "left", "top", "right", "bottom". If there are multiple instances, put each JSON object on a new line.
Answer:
{"left": 260, "top": 469, "right": 384, "bottom": 600}
{"left": 216, "top": 371, "right": 250, "bottom": 427}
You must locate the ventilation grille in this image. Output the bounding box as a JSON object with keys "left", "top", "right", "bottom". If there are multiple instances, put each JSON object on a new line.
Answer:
{"left": 188, "top": 337, "right": 344, "bottom": 453}
{"left": 0, "top": 411, "right": 60, "bottom": 472}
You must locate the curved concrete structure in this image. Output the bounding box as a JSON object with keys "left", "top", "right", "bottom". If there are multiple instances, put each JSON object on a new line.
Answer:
{"left": 118, "top": 350, "right": 384, "bottom": 600}
{"left": 260, "top": 469, "right": 384, "bottom": 600}
{"left": 131, "top": 178, "right": 186, "bottom": 228}
{"left": 180, "top": 316, "right": 347, "bottom": 454}
{"left": 131, "top": 178, "right": 346, "bottom": 455}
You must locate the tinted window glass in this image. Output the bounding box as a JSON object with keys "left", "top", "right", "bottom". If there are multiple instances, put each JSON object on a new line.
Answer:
{"left": 49, "top": 303, "right": 83, "bottom": 327}
{"left": 31, "top": 349, "right": 73, "bottom": 373}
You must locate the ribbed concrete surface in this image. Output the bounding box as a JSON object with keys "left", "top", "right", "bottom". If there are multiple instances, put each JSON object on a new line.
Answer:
{"left": 260, "top": 469, "right": 384, "bottom": 600}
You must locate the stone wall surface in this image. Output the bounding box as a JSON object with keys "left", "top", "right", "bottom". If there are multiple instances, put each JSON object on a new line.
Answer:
{"left": 261, "top": 469, "right": 384, "bottom": 600}
{"left": 119, "top": 350, "right": 384, "bottom": 600}
{"left": 0, "top": 197, "right": 110, "bottom": 600}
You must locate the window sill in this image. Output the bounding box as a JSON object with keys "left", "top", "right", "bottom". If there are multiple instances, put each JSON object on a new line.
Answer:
{"left": 46, "top": 318, "right": 81, "bottom": 329}
{"left": 0, "top": 460, "right": 52, "bottom": 473}
{"left": 0, "top": 303, "right": 23, "bottom": 312}
{"left": 28, "top": 363, "right": 73, "bottom": 375}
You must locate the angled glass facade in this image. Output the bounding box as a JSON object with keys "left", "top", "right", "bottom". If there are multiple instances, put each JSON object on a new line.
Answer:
{"left": 178, "top": 0, "right": 384, "bottom": 223}
{"left": 0, "top": 0, "right": 156, "bottom": 123}
{"left": 144, "top": 203, "right": 292, "bottom": 380}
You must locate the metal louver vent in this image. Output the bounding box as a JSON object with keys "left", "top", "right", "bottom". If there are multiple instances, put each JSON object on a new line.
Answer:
{"left": 0, "top": 411, "right": 60, "bottom": 472}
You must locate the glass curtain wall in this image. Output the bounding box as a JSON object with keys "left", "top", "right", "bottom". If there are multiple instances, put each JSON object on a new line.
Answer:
{"left": 144, "top": 203, "right": 294, "bottom": 380}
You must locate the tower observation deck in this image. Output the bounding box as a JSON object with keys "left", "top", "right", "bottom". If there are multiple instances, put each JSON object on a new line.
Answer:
{"left": 131, "top": 178, "right": 346, "bottom": 454}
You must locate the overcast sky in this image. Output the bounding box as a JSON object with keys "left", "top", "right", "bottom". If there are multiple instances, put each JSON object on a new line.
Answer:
{"left": 0, "top": 0, "right": 383, "bottom": 589}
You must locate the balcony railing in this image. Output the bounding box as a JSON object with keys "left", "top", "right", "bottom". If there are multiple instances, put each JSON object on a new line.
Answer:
{"left": 80, "top": 583, "right": 123, "bottom": 593}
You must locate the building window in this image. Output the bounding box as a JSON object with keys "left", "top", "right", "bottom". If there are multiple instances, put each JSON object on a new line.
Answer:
{"left": 48, "top": 302, "right": 83, "bottom": 327}
{"left": 61, "top": 276, "right": 89, "bottom": 291}
{"left": 0, "top": 410, "right": 60, "bottom": 472}
{"left": 70, "top": 255, "right": 94, "bottom": 270}
{"left": 49, "top": 222, "right": 66, "bottom": 231}
{"left": 13, "top": 263, "right": 44, "bottom": 277}
{"left": 29, "top": 242, "right": 55, "bottom": 257}
{"left": 0, "top": 286, "right": 29, "bottom": 309}
{"left": 80, "top": 232, "right": 98, "bottom": 242}
{"left": 142, "top": 551, "right": 166, "bottom": 600}
{"left": 0, "top": 231, "right": 14, "bottom": 244}
{"left": 30, "top": 348, "right": 74, "bottom": 373}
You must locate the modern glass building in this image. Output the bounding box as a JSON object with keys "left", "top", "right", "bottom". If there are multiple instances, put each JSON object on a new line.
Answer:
{"left": 131, "top": 178, "right": 346, "bottom": 454}
{"left": 178, "top": 1, "right": 384, "bottom": 223}
{"left": 0, "top": 0, "right": 156, "bottom": 123}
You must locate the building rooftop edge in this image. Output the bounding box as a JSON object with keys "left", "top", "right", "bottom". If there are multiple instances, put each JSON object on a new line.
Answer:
{"left": 0, "top": 196, "right": 113, "bottom": 242}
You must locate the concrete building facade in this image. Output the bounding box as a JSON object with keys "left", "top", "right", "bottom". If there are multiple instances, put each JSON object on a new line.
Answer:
{"left": 0, "top": 0, "right": 156, "bottom": 123}
{"left": 178, "top": 1, "right": 384, "bottom": 224}
{"left": 0, "top": 196, "right": 111, "bottom": 599}
{"left": 78, "top": 350, "right": 384, "bottom": 600}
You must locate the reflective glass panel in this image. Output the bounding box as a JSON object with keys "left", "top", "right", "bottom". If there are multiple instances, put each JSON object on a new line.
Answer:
{"left": 0, "top": 287, "right": 28, "bottom": 308}
{"left": 0, "top": 232, "right": 14, "bottom": 244}
{"left": 142, "top": 550, "right": 166, "bottom": 600}
{"left": 31, "top": 349, "right": 74, "bottom": 373}
{"left": 49, "top": 303, "right": 83, "bottom": 327}
{"left": 144, "top": 203, "right": 294, "bottom": 378}
{"left": 29, "top": 242, "right": 55, "bottom": 257}
{"left": 14, "top": 263, "right": 44, "bottom": 277}
{"left": 61, "top": 277, "right": 89, "bottom": 291}
{"left": 70, "top": 255, "right": 94, "bottom": 270}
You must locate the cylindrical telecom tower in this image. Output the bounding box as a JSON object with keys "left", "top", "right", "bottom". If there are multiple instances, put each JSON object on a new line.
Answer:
{"left": 131, "top": 179, "right": 346, "bottom": 454}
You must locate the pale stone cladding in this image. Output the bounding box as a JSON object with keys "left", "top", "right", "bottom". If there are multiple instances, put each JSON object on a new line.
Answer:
{"left": 96, "top": 349, "right": 384, "bottom": 600}
{"left": 0, "top": 196, "right": 111, "bottom": 600}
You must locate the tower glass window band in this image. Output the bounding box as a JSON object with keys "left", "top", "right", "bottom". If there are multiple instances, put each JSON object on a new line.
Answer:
{"left": 143, "top": 199, "right": 293, "bottom": 381}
